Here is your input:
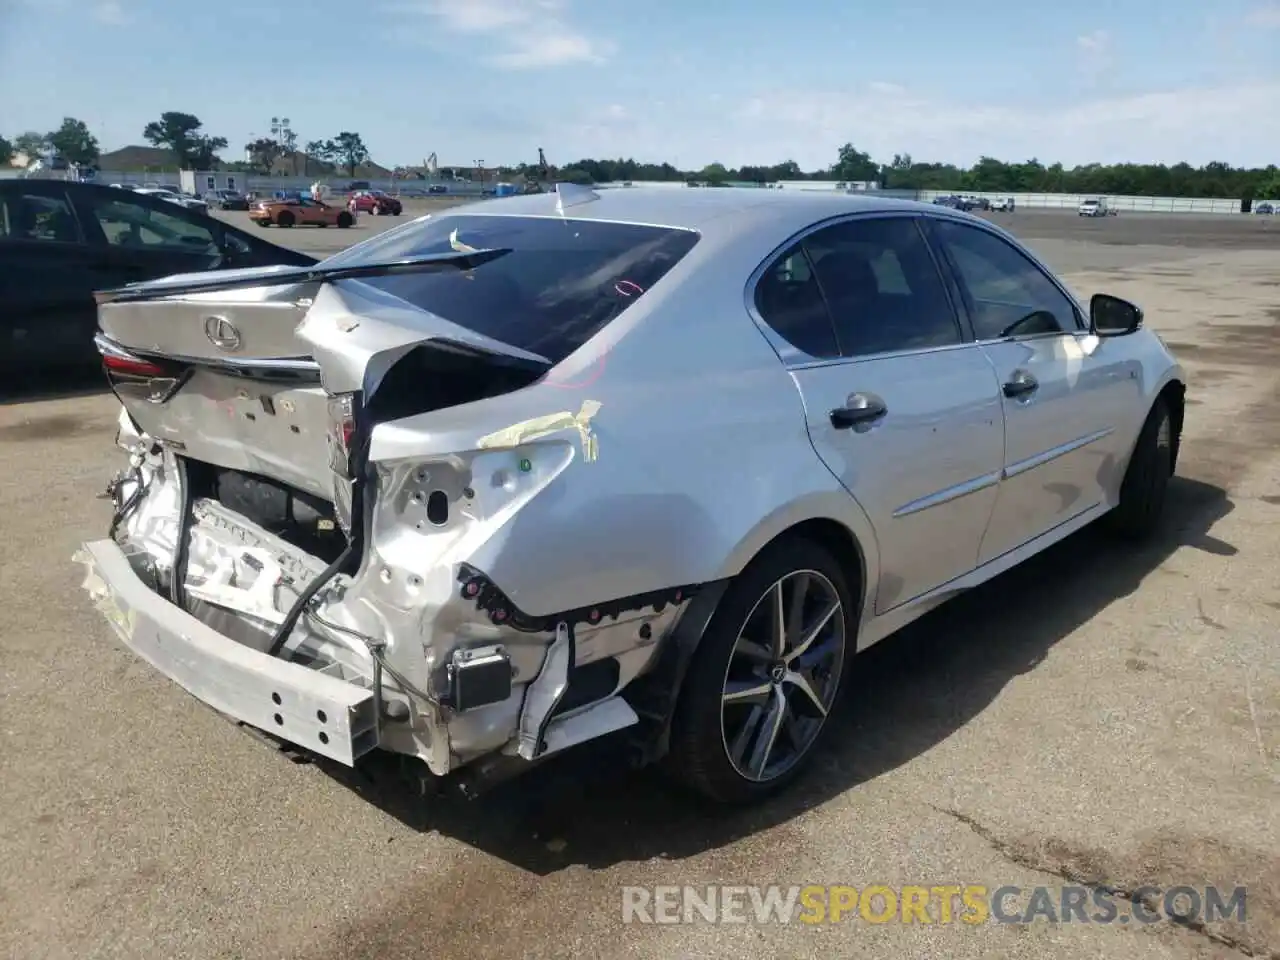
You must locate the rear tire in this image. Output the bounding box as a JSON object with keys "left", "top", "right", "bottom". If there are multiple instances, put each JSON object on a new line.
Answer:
{"left": 337, "top": 212, "right": 353, "bottom": 229}
{"left": 666, "top": 537, "right": 854, "bottom": 805}
{"left": 276, "top": 211, "right": 295, "bottom": 228}
{"left": 1106, "top": 397, "right": 1173, "bottom": 540}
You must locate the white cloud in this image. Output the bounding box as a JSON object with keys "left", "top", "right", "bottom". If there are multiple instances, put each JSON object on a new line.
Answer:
{"left": 92, "top": 0, "right": 125, "bottom": 23}
{"left": 394, "top": 0, "right": 612, "bottom": 68}
{"left": 563, "top": 80, "right": 1280, "bottom": 170}
{"left": 1076, "top": 29, "right": 1111, "bottom": 53}
{"left": 1075, "top": 29, "right": 1112, "bottom": 80}
{"left": 1, "top": 0, "right": 126, "bottom": 21}
{"left": 1245, "top": 4, "right": 1280, "bottom": 27}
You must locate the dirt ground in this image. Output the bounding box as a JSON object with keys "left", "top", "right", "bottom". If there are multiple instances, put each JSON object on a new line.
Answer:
{"left": 0, "top": 207, "right": 1276, "bottom": 960}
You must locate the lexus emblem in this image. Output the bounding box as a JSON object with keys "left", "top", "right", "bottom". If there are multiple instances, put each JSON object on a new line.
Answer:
{"left": 204, "top": 315, "right": 242, "bottom": 352}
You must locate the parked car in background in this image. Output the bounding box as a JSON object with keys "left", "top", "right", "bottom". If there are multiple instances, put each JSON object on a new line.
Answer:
{"left": 132, "top": 186, "right": 209, "bottom": 216}
{"left": 965, "top": 196, "right": 991, "bottom": 211}
{"left": 206, "top": 189, "right": 250, "bottom": 211}
{"left": 348, "top": 190, "right": 403, "bottom": 216}
{"left": 252, "top": 195, "right": 356, "bottom": 228}
{"left": 1078, "top": 198, "right": 1114, "bottom": 217}
{"left": 428, "top": 184, "right": 449, "bottom": 194}
{"left": 0, "top": 179, "right": 316, "bottom": 373}
{"left": 991, "top": 197, "right": 1016, "bottom": 212}
{"left": 1254, "top": 202, "right": 1275, "bottom": 215}
{"left": 82, "top": 186, "right": 1186, "bottom": 806}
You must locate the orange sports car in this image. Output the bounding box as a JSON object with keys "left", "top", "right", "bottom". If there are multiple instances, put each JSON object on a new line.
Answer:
{"left": 251, "top": 196, "right": 355, "bottom": 229}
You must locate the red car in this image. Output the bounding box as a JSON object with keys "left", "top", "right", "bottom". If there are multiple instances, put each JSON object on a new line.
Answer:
{"left": 347, "top": 190, "right": 402, "bottom": 216}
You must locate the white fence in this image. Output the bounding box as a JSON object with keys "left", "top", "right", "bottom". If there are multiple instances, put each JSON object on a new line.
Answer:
{"left": 609, "top": 182, "right": 1247, "bottom": 213}
{"left": 767, "top": 181, "right": 1246, "bottom": 213}
{"left": 914, "top": 189, "right": 1244, "bottom": 214}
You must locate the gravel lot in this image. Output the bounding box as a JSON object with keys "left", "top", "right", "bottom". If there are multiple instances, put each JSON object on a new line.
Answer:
{"left": 1, "top": 206, "right": 1276, "bottom": 960}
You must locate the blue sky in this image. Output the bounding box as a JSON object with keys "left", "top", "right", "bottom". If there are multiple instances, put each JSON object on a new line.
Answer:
{"left": 2, "top": 0, "right": 1278, "bottom": 170}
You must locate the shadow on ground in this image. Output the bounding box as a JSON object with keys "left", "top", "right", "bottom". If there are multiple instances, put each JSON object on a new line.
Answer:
{"left": 315, "top": 475, "right": 1234, "bottom": 874}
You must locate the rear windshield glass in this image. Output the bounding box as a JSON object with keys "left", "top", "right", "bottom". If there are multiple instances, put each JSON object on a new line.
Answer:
{"left": 319, "top": 214, "right": 700, "bottom": 363}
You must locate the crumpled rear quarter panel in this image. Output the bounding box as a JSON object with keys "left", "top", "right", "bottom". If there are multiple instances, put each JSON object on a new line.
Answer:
{"left": 361, "top": 237, "right": 870, "bottom": 619}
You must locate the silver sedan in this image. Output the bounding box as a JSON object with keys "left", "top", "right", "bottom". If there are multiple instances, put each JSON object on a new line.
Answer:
{"left": 83, "top": 186, "right": 1186, "bottom": 805}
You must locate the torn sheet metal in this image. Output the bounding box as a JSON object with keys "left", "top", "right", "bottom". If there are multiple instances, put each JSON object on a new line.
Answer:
{"left": 476, "top": 400, "right": 602, "bottom": 462}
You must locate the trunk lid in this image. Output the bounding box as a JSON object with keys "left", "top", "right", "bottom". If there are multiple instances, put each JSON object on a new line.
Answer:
{"left": 95, "top": 253, "right": 551, "bottom": 499}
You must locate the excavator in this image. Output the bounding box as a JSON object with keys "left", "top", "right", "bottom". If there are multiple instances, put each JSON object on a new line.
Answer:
{"left": 522, "top": 148, "right": 556, "bottom": 193}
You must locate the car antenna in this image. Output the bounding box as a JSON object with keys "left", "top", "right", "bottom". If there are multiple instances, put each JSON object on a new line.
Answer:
{"left": 555, "top": 182, "right": 599, "bottom": 214}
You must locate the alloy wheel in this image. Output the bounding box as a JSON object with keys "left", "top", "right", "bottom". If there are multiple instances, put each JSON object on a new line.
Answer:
{"left": 719, "top": 570, "right": 846, "bottom": 783}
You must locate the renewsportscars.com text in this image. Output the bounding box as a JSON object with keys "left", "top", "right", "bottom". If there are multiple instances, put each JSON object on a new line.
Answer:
{"left": 621, "top": 884, "right": 1248, "bottom": 926}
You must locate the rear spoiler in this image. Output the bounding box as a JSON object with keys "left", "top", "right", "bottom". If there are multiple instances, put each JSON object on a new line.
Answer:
{"left": 94, "top": 248, "right": 515, "bottom": 306}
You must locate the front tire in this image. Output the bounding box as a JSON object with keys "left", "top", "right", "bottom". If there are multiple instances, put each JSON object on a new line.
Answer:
{"left": 1107, "top": 397, "right": 1174, "bottom": 539}
{"left": 667, "top": 538, "right": 854, "bottom": 804}
{"left": 276, "top": 211, "right": 295, "bottom": 228}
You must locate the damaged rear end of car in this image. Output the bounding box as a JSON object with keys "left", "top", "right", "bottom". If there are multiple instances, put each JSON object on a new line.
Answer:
{"left": 76, "top": 204, "right": 706, "bottom": 791}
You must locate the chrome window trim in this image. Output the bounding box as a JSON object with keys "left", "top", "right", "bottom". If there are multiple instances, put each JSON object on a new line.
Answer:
{"left": 785, "top": 339, "right": 984, "bottom": 372}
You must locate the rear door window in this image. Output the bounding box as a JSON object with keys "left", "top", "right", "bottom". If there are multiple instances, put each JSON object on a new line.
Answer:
{"left": 0, "top": 188, "right": 82, "bottom": 245}
{"left": 320, "top": 214, "right": 700, "bottom": 362}
{"left": 90, "top": 195, "right": 220, "bottom": 257}
{"left": 803, "top": 216, "right": 962, "bottom": 357}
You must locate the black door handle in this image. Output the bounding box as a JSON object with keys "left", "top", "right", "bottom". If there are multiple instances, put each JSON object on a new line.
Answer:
{"left": 1003, "top": 372, "right": 1038, "bottom": 398}
{"left": 830, "top": 393, "right": 887, "bottom": 429}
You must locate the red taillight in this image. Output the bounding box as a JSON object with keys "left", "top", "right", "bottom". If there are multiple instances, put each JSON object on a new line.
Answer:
{"left": 327, "top": 393, "right": 359, "bottom": 477}
{"left": 103, "top": 354, "right": 168, "bottom": 377}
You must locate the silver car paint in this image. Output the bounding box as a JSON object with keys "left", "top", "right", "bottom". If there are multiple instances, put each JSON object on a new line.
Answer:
{"left": 81, "top": 188, "right": 1185, "bottom": 778}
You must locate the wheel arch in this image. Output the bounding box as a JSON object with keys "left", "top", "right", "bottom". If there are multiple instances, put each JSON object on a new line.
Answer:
{"left": 631, "top": 507, "right": 874, "bottom": 766}
{"left": 745, "top": 517, "right": 869, "bottom": 622}
{"left": 715, "top": 492, "right": 878, "bottom": 627}
{"left": 1156, "top": 376, "right": 1186, "bottom": 470}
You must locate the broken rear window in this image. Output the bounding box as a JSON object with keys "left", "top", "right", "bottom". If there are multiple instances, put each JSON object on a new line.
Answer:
{"left": 318, "top": 214, "right": 700, "bottom": 363}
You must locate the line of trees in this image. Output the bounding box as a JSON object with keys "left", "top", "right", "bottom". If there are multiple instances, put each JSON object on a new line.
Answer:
{"left": 140, "top": 112, "right": 371, "bottom": 176}
{"left": 4, "top": 118, "right": 1277, "bottom": 198}
{"left": 243, "top": 131, "right": 371, "bottom": 177}
{"left": 0, "top": 112, "right": 374, "bottom": 178}
{"left": 0, "top": 118, "right": 102, "bottom": 167}
{"left": 545, "top": 144, "right": 1280, "bottom": 200}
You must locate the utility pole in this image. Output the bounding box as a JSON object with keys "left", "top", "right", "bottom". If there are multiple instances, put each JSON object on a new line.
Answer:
{"left": 270, "top": 116, "right": 298, "bottom": 175}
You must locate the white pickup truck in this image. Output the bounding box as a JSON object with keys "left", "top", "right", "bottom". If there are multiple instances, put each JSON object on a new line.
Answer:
{"left": 1078, "top": 197, "right": 1115, "bottom": 217}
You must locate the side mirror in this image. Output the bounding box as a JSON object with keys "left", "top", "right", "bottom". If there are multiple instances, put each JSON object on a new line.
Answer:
{"left": 1090, "top": 293, "right": 1143, "bottom": 337}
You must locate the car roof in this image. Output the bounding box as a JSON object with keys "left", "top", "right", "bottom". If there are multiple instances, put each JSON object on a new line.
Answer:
{"left": 443, "top": 187, "right": 940, "bottom": 244}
